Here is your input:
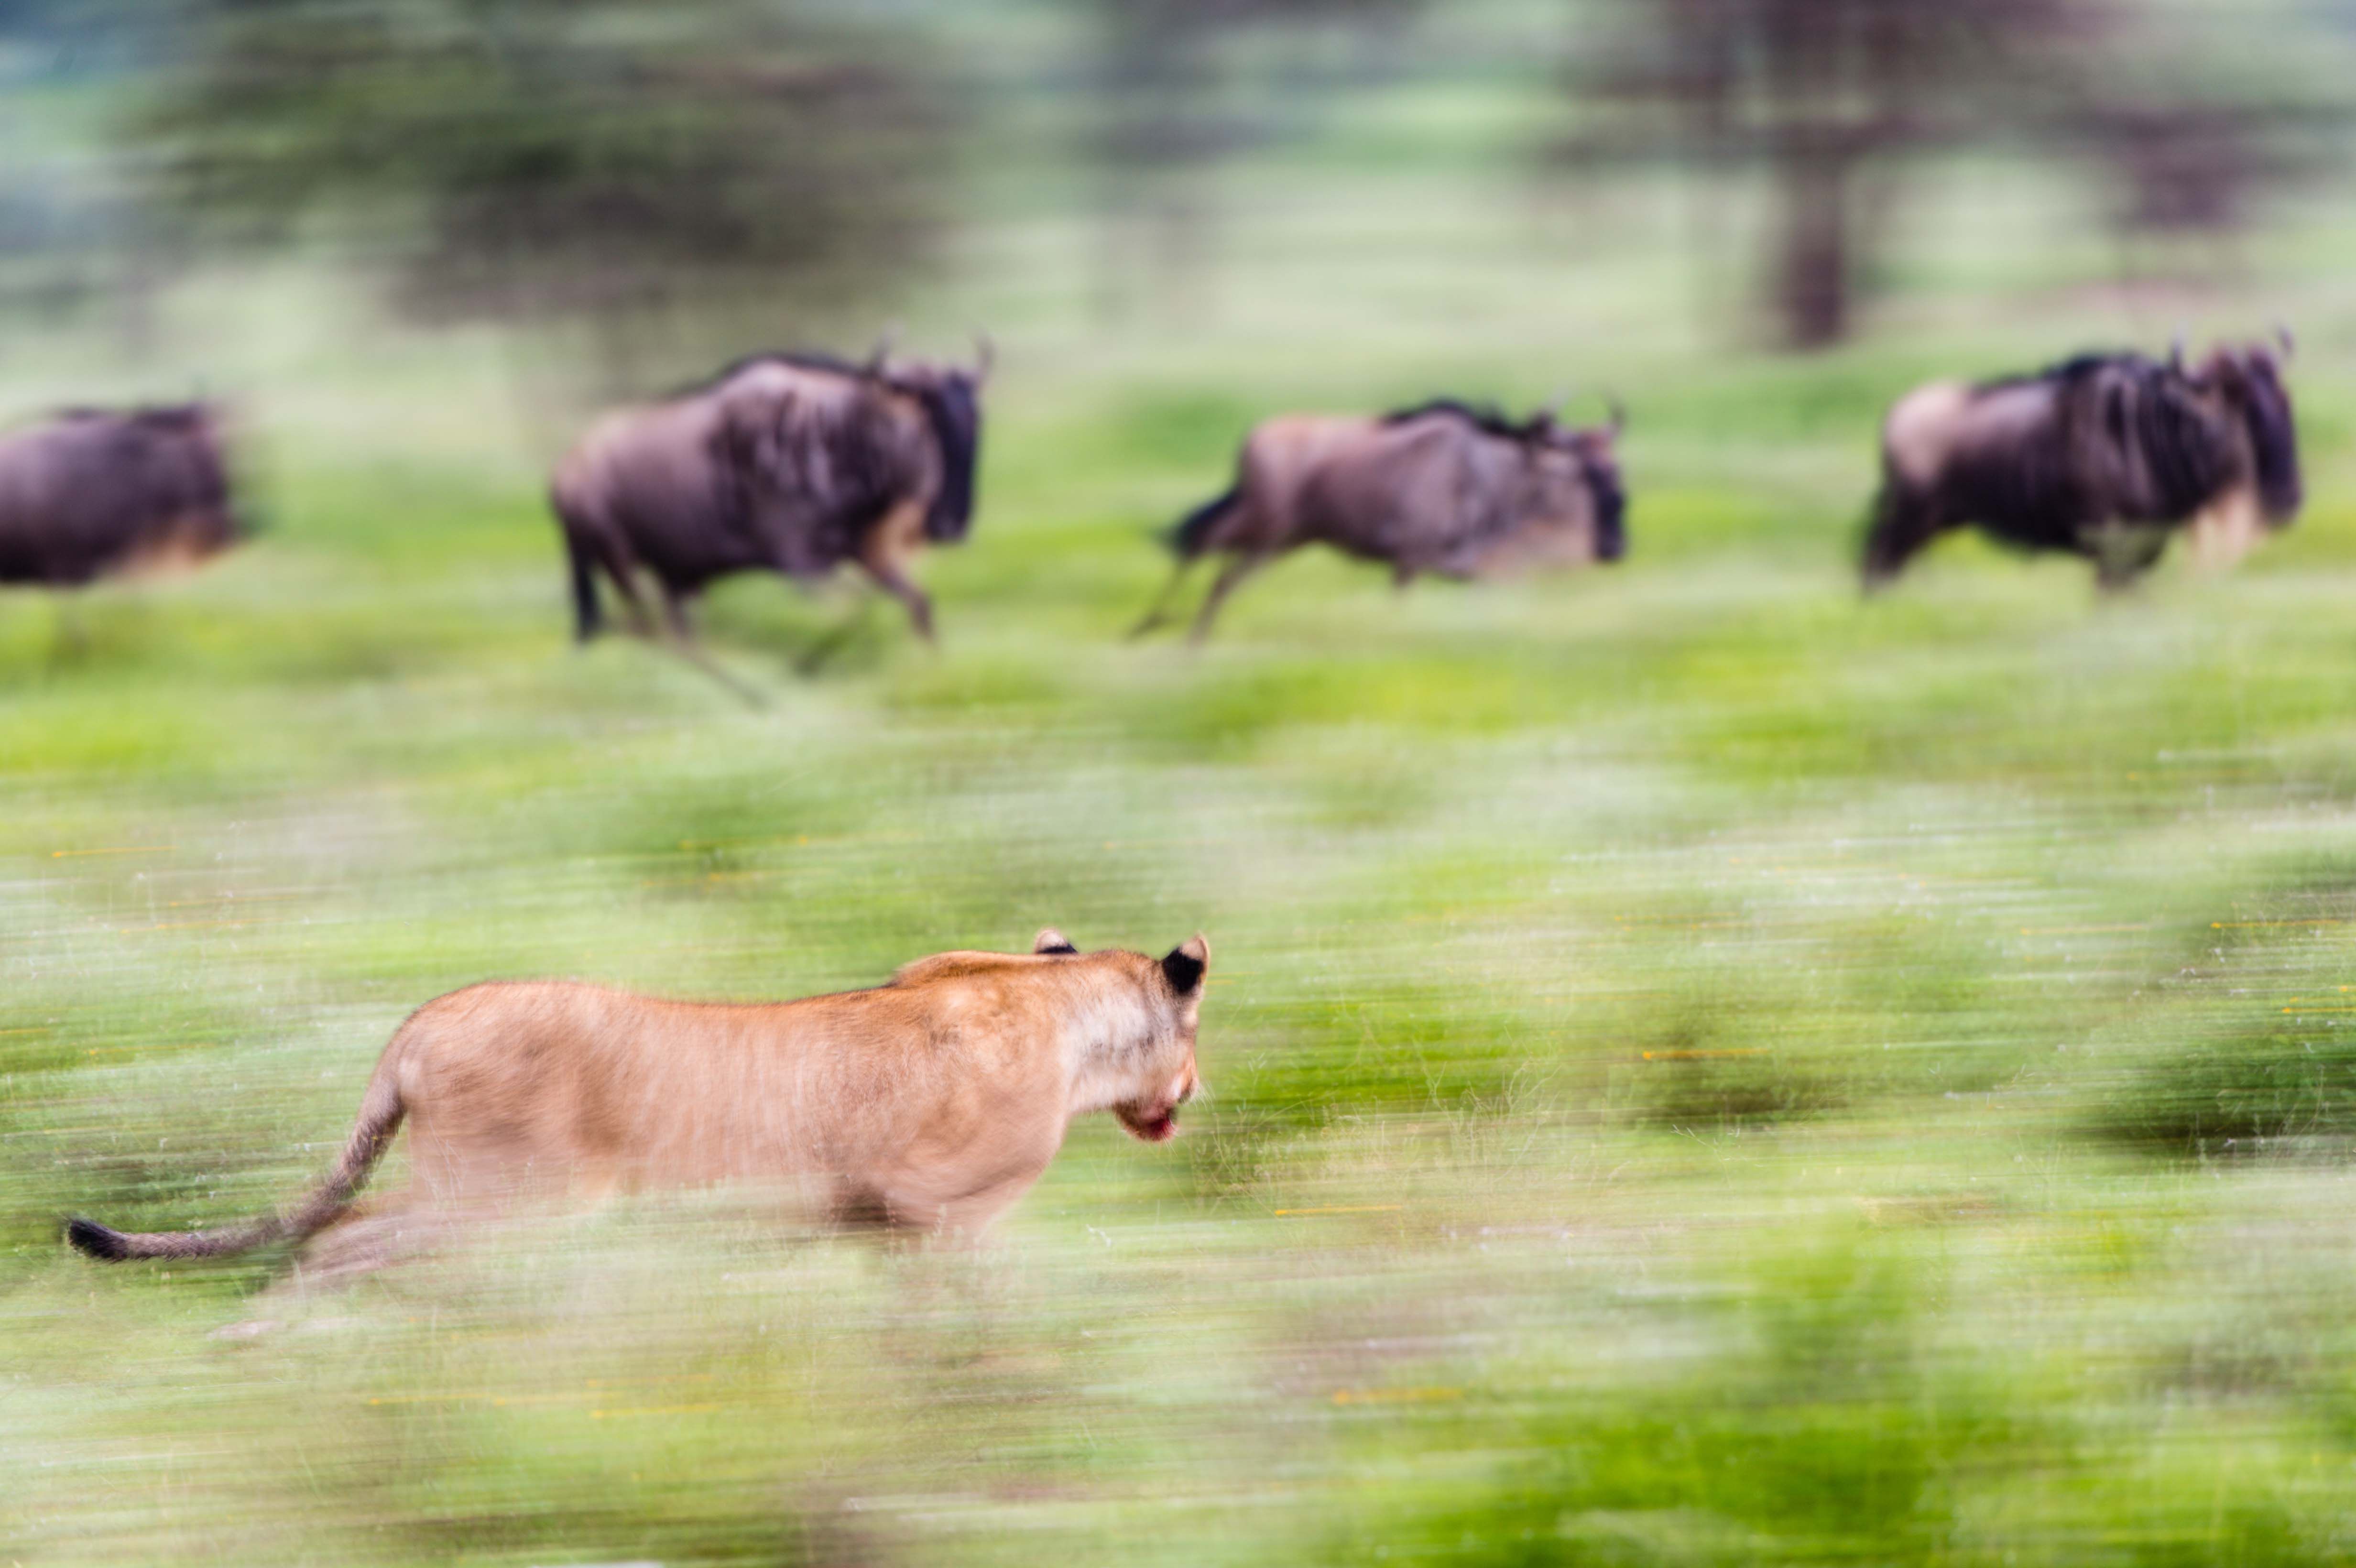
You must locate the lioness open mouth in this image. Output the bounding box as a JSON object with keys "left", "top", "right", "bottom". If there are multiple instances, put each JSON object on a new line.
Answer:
{"left": 1115, "top": 1104, "right": 1179, "bottom": 1142}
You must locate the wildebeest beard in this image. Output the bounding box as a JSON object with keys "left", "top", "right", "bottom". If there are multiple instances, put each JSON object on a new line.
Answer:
{"left": 2238, "top": 358, "right": 2301, "bottom": 517}
{"left": 1586, "top": 460, "right": 1627, "bottom": 560}
{"left": 910, "top": 378, "right": 980, "bottom": 543}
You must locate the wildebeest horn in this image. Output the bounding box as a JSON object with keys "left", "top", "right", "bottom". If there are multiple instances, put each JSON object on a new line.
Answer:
{"left": 971, "top": 331, "right": 995, "bottom": 383}
{"left": 2276, "top": 323, "right": 2296, "bottom": 358}
{"left": 866, "top": 327, "right": 898, "bottom": 375}
{"left": 2168, "top": 330, "right": 2184, "bottom": 371}
{"left": 1603, "top": 392, "right": 1626, "bottom": 435}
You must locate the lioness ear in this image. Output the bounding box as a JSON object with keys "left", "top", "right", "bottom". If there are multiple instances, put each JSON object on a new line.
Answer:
{"left": 1034, "top": 927, "right": 1078, "bottom": 955}
{"left": 1161, "top": 933, "right": 1209, "bottom": 995}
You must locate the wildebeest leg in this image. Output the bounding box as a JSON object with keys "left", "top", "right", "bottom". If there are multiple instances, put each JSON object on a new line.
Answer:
{"left": 857, "top": 513, "right": 936, "bottom": 642}
{"left": 1128, "top": 557, "right": 1200, "bottom": 639}
{"left": 794, "top": 595, "right": 875, "bottom": 678}
{"left": 651, "top": 588, "right": 767, "bottom": 708}
{"left": 48, "top": 599, "right": 88, "bottom": 666}
{"left": 1393, "top": 564, "right": 1418, "bottom": 591}
{"left": 2186, "top": 485, "right": 2262, "bottom": 573}
{"left": 864, "top": 564, "right": 933, "bottom": 641}
{"left": 1188, "top": 551, "right": 1270, "bottom": 644}
{"left": 661, "top": 585, "right": 697, "bottom": 643}
{"left": 596, "top": 546, "right": 658, "bottom": 638}
{"left": 1858, "top": 479, "right": 1942, "bottom": 589}
{"left": 2091, "top": 523, "right": 2171, "bottom": 591}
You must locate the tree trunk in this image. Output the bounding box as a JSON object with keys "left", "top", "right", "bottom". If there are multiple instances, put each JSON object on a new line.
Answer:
{"left": 1769, "top": 138, "right": 1855, "bottom": 349}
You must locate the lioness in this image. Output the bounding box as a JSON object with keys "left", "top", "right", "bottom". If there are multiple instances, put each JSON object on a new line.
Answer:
{"left": 66, "top": 929, "right": 1208, "bottom": 1264}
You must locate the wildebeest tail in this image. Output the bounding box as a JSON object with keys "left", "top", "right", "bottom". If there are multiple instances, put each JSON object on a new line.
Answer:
{"left": 65, "top": 1058, "right": 405, "bottom": 1263}
{"left": 551, "top": 481, "right": 603, "bottom": 642}
{"left": 563, "top": 528, "right": 602, "bottom": 642}
{"left": 1167, "top": 484, "right": 1240, "bottom": 559}
{"left": 1858, "top": 473, "right": 1935, "bottom": 588}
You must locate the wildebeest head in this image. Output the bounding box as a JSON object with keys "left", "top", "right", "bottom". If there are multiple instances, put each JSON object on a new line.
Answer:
{"left": 1529, "top": 397, "right": 1627, "bottom": 563}
{"left": 129, "top": 402, "right": 245, "bottom": 555}
{"left": 881, "top": 337, "right": 989, "bottom": 545}
{"left": 2198, "top": 339, "right": 2301, "bottom": 522}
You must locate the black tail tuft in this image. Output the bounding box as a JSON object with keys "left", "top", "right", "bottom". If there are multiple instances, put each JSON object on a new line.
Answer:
{"left": 1858, "top": 477, "right": 1934, "bottom": 589}
{"left": 1167, "top": 485, "right": 1239, "bottom": 560}
{"left": 66, "top": 1217, "right": 130, "bottom": 1261}
{"left": 559, "top": 514, "right": 603, "bottom": 643}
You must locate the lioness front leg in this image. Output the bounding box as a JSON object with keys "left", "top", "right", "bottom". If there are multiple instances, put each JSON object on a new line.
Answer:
{"left": 915, "top": 1177, "right": 1048, "bottom": 1242}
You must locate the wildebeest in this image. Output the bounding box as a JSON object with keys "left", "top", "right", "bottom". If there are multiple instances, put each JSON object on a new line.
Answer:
{"left": 1133, "top": 396, "right": 1628, "bottom": 641}
{"left": 551, "top": 339, "right": 988, "bottom": 647}
{"left": 0, "top": 403, "right": 244, "bottom": 588}
{"left": 1861, "top": 335, "right": 2300, "bottom": 589}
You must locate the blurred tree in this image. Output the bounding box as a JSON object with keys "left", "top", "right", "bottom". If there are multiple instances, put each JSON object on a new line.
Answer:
{"left": 2071, "top": 6, "right": 2344, "bottom": 267}
{"left": 130, "top": 0, "right": 955, "bottom": 398}
{"left": 1567, "top": 0, "right": 2100, "bottom": 348}
{"left": 1078, "top": 0, "right": 1421, "bottom": 322}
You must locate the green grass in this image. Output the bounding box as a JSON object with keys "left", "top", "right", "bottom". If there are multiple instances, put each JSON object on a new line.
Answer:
{"left": 11, "top": 151, "right": 2356, "bottom": 1565}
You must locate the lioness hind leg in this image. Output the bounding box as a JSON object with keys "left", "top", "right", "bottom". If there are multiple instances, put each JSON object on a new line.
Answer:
{"left": 829, "top": 1188, "right": 898, "bottom": 1233}
{"left": 288, "top": 1198, "right": 448, "bottom": 1286}
{"left": 208, "top": 1204, "right": 432, "bottom": 1338}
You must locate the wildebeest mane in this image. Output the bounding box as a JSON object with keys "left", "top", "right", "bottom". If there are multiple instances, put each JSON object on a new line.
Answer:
{"left": 1382, "top": 398, "right": 1544, "bottom": 442}
{"left": 1974, "top": 349, "right": 2149, "bottom": 396}
{"left": 665, "top": 349, "right": 873, "bottom": 401}
{"left": 49, "top": 403, "right": 210, "bottom": 431}
{"left": 2125, "top": 372, "right": 2240, "bottom": 520}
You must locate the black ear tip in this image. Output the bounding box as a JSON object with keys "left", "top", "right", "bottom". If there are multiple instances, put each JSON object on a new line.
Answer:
{"left": 1161, "top": 947, "right": 1206, "bottom": 995}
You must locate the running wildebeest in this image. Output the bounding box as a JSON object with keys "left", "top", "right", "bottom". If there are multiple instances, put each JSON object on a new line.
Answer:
{"left": 0, "top": 403, "right": 244, "bottom": 589}
{"left": 1133, "top": 396, "right": 1628, "bottom": 642}
{"left": 1861, "top": 334, "right": 2300, "bottom": 589}
{"left": 551, "top": 338, "right": 988, "bottom": 650}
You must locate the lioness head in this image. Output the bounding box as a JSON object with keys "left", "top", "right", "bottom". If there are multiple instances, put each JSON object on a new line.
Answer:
{"left": 1112, "top": 933, "right": 1207, "bottom": 1142}
{"left": 1036, "top": 923, "right": 1206, "bottom": 1144}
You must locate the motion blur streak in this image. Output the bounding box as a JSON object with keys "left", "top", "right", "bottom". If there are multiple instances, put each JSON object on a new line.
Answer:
{"left": 5, "top": 2, "right": 2356, "bottom": 1565}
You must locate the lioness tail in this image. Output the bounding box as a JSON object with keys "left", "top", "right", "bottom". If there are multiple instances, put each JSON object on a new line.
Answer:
{"left": 65, "top": 1060, "right": 405, "bottom": 1263}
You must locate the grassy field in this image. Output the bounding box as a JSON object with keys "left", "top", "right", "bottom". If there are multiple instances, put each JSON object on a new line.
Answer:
{"left": 10, "top": 154, "right": 2356, "bottom": 1565}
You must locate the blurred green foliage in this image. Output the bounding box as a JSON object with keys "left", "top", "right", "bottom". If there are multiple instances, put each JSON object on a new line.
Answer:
{"left": 3, "top": 5, "right": 2356, "bottom": 1564}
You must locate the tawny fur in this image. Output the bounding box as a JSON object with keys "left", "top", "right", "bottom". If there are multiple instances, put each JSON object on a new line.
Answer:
{"left": 65, "top": 931, "right": 1208, "bottom": 1265}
